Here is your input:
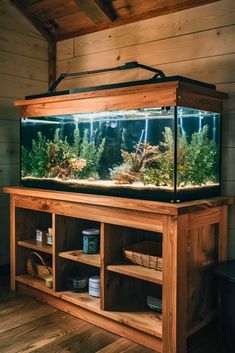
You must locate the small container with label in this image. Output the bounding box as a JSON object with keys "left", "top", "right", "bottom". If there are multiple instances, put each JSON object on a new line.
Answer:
{"left": 36, "top": 228, "right": 47, "bottom": 243}
{"left": 82, "top": 228, "right": 100, "bottom": 254}
{"left": 68, "top": 275, "right": 88, "bottom": 292}
{"left": 36, "top": 229, "right": 43, "bottom": 242}
{"left": 89, "top": 275, "right": 100, "bottom": 297}
{"left": 45, "top": 275, "right": 53, "bottom": 289}
{"left": 47, "top": 228, "right": 53, "bottom": 245}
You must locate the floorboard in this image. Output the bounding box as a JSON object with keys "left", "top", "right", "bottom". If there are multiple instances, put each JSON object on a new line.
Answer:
{"left": 0, "top": 274, "right": 230, "bottom": 353}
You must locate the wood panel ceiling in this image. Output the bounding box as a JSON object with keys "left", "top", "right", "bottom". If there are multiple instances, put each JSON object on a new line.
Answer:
{"left": 11, "top": 0, "right": 219, "bottom": 42}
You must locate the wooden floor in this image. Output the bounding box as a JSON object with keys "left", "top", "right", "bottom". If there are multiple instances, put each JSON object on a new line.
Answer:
{"left": 0, "top": 275, "right": 228, "bottom": 353}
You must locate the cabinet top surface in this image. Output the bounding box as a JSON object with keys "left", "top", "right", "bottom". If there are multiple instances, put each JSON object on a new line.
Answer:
{"left": 3, "top": 187, "right": 234, "bottom": 216}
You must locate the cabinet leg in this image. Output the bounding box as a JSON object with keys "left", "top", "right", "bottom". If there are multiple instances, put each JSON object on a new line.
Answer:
{"left": 162, "top": 214, "right": 188, "bottom": 353}
{"left": 10, "top": 195, "right": 16, "bottom": 291}
{"left": 218, "top": 205, "right": 228, "bottom": 262}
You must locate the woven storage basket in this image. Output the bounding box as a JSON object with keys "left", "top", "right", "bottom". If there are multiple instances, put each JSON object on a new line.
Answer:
{"left": 123, "top": 240, "right": 162, "bottom": 271}
{"left": 26, "top": 251, "right": 52, "bottom": 279}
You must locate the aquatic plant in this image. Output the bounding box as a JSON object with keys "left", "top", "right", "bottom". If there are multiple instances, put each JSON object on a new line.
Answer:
{"left": 22, "top": 128, "right": 105, "bottom": 180}
{"left": 143, "top": 168, "right": 170, "bottom": 187}
{"left": 110, "top": 142, "right": 162, "bottom": 184}
{"left": 111, "top": 124, "right": 217, "bottom": 187}
{"left": 76, "top": 129, "right": 106, "bottom": 180}
{"left": 109, "top": 162, "right": 137, "bottom": 184}
{"left": 22, "top": 131, "right": 49, "bottom": 178}
{"left": 184, "top": 125, "right": 217, "bottom": 185}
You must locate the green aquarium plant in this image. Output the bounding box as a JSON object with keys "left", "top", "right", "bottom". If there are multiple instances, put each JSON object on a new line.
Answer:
{"left": 22, "top": 128, "right": 105, "bottom": 181}
{"left": 110, "top": 124, "right": 217, "bottom": 188}
{"left": 184, "top": 125, "right": 217, "bottom": 185}
{"left": 76, "top": 129, "right": 106, "bottom": 180}
{"left": 22, "top": 131, "right": 49, "bottom": 178}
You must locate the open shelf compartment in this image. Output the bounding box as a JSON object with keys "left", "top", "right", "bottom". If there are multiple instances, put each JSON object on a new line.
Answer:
{"left": 59, "top": 250, "right": 100, "bottom": 268}
{"left": 107, "top": 263, "right": 162, "bottom": 284}
{"left": 15, "top": 273, "right": 162, "bottom": 339}
{"left": 17, "top": 239, "right": 52, "bottom": 254}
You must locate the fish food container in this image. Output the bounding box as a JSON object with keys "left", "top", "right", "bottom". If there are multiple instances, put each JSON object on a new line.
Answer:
{"left": 82, "top": 228, "right": 100, "bottom": 254}
{"left": 47, "top": 228, "right": 53, "bottom": 245}
{"left": 68, "top": 275, "right": 88, "bottom": 292}
{"left": 89, "top": 275, "right": 100, "bottom": 297}
{"left": 36, "top": 228, "right": 47, "bottom": 243}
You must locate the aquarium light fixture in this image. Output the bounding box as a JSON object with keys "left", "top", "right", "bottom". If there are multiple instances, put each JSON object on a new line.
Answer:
{"left": 48, "top": 62, "right": 166, "bottom": 94}
{"left": 25, "top": 61, "right": 216, "bottom": 100}
{"left": 21, "top": 119, "right": 59, "bottom": 124}
{"left": 73, "top": 108, "right": 165, "bottom": 122}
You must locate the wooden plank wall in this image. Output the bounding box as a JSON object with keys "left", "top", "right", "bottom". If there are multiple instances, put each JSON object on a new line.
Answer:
{"left": 0, "top": 0, "right": 48, "bottom": 265}
{"left": 57, "top": 0, "right": 235, "bottom": 258}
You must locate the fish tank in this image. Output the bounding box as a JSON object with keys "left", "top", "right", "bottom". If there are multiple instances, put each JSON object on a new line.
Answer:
{"left": 21, "top": 106, "right": 221, "bottom": 202}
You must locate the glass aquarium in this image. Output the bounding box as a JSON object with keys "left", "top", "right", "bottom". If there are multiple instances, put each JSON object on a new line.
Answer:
{"left": 21, "top": 106, "right": 220, "bottom": 202}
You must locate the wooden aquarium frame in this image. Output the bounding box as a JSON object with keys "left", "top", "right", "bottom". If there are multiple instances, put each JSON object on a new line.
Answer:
{"left": 15, "top": 80, "right": 227, "bottom": 117}
{"left": 4, "top": 186, "right": 234, "bottom": 353}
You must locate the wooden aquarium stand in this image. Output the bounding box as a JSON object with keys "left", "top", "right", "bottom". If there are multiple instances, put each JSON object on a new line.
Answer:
{"left": 4, "top": 187, "right": 233, "bottom": 353}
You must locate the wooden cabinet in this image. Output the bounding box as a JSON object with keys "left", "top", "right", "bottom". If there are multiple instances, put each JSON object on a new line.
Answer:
{"left": 4, "top": 186, "right": 233, "bottom": 353}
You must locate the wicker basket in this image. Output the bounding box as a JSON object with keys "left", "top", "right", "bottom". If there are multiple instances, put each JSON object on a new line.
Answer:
{"left": 122, "top": 240, "right": 162, "bottom": 271}
{"left": 26, "top": 251, "right": 52, "bottom": 279}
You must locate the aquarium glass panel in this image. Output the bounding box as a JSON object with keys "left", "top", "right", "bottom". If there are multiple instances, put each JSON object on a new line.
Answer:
{"left": 21, "top": 107, "right": 176, "bottom": 201}
{"left": 176, "top": 107, "right": 220, "bottom": 201}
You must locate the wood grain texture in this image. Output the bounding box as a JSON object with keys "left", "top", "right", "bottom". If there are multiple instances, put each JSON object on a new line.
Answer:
{"left": 74, "top": 0, "right": 115, "bottom": 23}
{"left": 17, "top": 239, "right": 52, "bottom": 254}
{"left": 0, "top": 120, "right": 19, "bottom": 143}
{"left": 57, "top": 55, "right": 235, "bottom": 95}
{"left": 0, "top": 280, "right": 226, "bottom": 353}
{"left": 10, "top": 0, "right": 219, "bottom": 40}
{"left": 0, "top": 142, "right": 20, "bottom": 165}
{"left": 17, "top": 88, "right": 177, "bottom": 116}
{"left": 218, "top": 205, "right": 228, "bottom": 262}
{"left": 57, "top": 26, "right": 234, "bottom": 75}
{"left": 14, "top": 80, "right": 226, "bottom": 106}
{"left": 11, "top": 0, "right": 53, "bottom": 41}
{"left": 59, "top": 250, "right": 100, "bottom": 267}
{"left": 0, "top": 0, "right": 48, "bottom": 268}
{"left": 14, "top": 77, "right": 227, "bottom": 122}
{"left": 0, "top": 0, "right": 44, "bottom": 38}
{"left": 6, "top": 189, "right": 232, "bottom": 352}
{"left": 4, "top": 187, "right": 234, "bottom": 215}
{"left": 55, "top": 0, "right": 233, "bottom": 59}
{"left": 0, "top": 50, "right": 48, "bottom": 82}
{"left": 106, "top": 264, "right": 162, "bottom": 285}
{"left": 48, "top": 41, "right": 57, "bottom": 89}
{"left": 188, "top": 208, "right": 220, "bottom": 230}
{"left": 162, "top": 214, "right": 188, "bottom": 353}
{"left": 17, "top": 282, "right": 163, "bottom": 351}
{"left": 13, "top": 195, "right": 164, "bottom": 232}
{"left": 186, "top": 224, "right": 218, "bottom": 333}
{"left": 10, "top": 194, "right": 16, "bottom": 290}
{"left": 0, "top": 163, "right": 20, "bottom": 187}
{"left": 52, "top": 212, "right": 56, "bottom": 291}
{"left": 0, "top": 27, "right": 48, "bottom": 60}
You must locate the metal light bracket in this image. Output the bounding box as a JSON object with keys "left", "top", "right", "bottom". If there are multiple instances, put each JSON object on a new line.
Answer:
{"left": 48, "top": 61, "right": 166, "bottom": 93}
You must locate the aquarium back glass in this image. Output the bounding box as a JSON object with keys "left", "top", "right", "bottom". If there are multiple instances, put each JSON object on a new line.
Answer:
{"left": 21, "top": 106, "right": 220, "bottom": 202}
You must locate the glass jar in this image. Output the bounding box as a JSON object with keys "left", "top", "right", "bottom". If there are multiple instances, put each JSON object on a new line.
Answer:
{"left": 89, "top": 275, "right": 100, "bottom": 297}
{"left": 82, "top": 228, "right": 100, "bottom": 254}
{"left": 47, "top": 228, "right": 53, "bottom": 245}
